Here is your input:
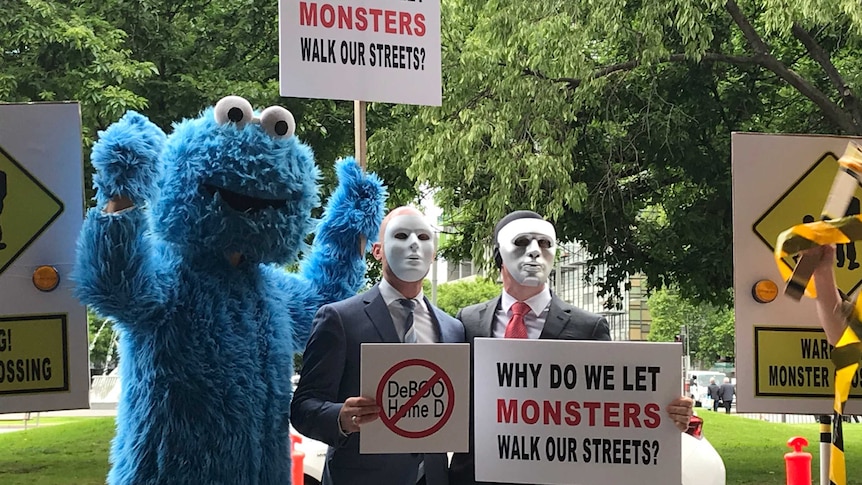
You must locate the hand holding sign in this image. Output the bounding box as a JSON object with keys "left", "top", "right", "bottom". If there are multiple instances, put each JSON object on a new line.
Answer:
{"left": 665, "top": 396, "right": 694, "bottom": 432}
{"left": 339, "top": 396, "right": 380, "bottom": 433}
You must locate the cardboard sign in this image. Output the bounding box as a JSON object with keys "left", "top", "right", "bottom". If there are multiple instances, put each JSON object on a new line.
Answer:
{"left": 473, "top": 338, "right": 681, "bottom": 485}
{"left": 359, "top": 343, "right": 469, "bottom": 453}
{"left": 0, "top": 103, "right": 88, "bottom": 413}
{"left": 278, "top": 0, "right": 442, "bottom": 105}
{"left": 732, "top": 132, "right": 862, "bottom": 414}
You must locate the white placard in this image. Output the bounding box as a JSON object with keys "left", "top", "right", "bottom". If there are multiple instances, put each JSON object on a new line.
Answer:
{"left": 359, "top": 343, "right": 470, "bottom": 453}
{"left": 732, "top": 132, "right": 862, "bottom": 414}
{"left": 0, "top": 102, "right": 88, "bottom": 413}
{"left": 279, "top": 0, "right": 442, "bottom": 106}
{"left": 474, "top": 338, "right": 682, "bottom": 485}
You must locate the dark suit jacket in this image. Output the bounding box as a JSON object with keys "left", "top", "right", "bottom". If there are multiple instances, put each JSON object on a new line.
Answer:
{"left": 448, "top": 293, "right": 611, "bottom": 485}
{"left": 291, "top": 284, "right": 466, "bottom": 485}
{"left": 707, "top": 383, "right": 721, "bottom": 401}
{"left": 719, "top": 383, "right": 735, "bottom": 402}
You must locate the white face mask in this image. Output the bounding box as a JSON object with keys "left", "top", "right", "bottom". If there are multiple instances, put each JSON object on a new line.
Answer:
{"left": 497, "top": 218, "right": 556, "bottom": 287}
{"left": 384, "top": 215, "right": 435, "bottom": 283}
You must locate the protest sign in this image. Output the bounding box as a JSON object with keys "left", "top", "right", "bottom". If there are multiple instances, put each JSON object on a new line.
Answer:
{"left": 0, "top": 103, "right": 88, "bottom": 413}
{"left": 279, "top": 0, "right": 442, "bottom": 105}
{"left": 474, "top": 338, "right": 681, "bottom": 485}
{"left": 360, "top": 343, "right": 470, "bottom": 453}
{"left": 732, "top": 133, "right": 862, "bottom": 413}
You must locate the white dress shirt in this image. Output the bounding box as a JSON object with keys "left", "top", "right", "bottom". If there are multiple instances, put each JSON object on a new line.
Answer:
{"left": 378, "top": 279, "right": 437, "bottom": 343}
{"left": 492, "top": 285, "right": 552, "bottom": 339}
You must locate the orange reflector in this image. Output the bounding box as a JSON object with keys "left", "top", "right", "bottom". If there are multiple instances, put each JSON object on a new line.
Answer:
{"left": 32, "top": 265, "right": 60, "bottom": 292}
{"left": 752, "top": 279, "right": 778, "bottom": 303}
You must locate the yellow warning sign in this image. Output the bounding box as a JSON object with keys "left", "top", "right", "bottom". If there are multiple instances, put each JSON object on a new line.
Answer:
{"left": 0, "top": 145, "right": 64, "bottom": 276}
{"left": 0, "top": 314, "right": 69, "bottom": 394}
{"left": 755, "top": 326, "right": 862, "bottom": 397}
{"left": 753, "top": 152, "right": 862, "bottom": 296}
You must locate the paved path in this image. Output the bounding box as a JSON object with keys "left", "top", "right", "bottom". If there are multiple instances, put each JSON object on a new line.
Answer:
{"left": 0, "top": 406, "right": 117, "bottom": 434}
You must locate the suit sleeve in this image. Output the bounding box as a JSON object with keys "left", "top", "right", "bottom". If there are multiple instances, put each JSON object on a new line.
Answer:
{"left": 591, "top": 315, "right": 611, "bottom": 341}
{"left": 290, "top": 304, "right": 350, "bottom": 448}
{"left": 452, "top": 313, "right": 467, "bottom": 342}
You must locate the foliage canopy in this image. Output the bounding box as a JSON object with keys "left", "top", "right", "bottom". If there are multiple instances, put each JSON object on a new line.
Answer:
{"left": 371, "top": 0, "right": 862, "bottom": 307}
{"left": 646, "top": 289, "right": 735, "bottom": 366}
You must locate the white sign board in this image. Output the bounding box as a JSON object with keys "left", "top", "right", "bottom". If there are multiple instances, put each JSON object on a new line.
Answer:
{"left": 732, "top": 132, "right": 862, "bottom": 414}
{"left": 360, "top": 343, "right": 470, "bottom": 453}
{"left": 0, "top": 102, "right": 88, "bottom": 413}
{"left": 474, "top": 338, "right": 681, "bottom": 485}
{"left": 278, "top": 0, "right": 442, "bottom": 105}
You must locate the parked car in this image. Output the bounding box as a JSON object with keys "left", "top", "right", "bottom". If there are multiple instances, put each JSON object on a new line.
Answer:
{"left": 686, "top": 370, "right": 728, "bottom": 407}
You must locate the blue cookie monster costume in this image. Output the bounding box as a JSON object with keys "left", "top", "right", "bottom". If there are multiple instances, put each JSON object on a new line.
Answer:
{"left": 72, "top": 95, "right": 386, "bottom": 485}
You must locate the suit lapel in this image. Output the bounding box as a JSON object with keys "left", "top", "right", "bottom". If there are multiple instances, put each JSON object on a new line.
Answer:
{"left": 363, "top": 285, "right": 400, "bottom": 343}
{"left": 477, "top": 297, "right": 500, "bottom": 338}
{"left": 422, "top": 296, "right": 443, "bottom": 343}
{"left": 539, "top": 295, "right": 570, "bottom": 340}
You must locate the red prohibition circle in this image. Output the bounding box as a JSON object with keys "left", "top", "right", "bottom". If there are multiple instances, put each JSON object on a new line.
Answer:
{"left": 376, "top": 358, "right": 456, "bottom": 438}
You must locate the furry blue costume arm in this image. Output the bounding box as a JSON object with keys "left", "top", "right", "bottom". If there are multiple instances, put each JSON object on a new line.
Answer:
{"left": 287, "top": 157, "right": 386, "bottom": 348}
{"left": 72, "top": 112, "right": 175, "bottom": 325}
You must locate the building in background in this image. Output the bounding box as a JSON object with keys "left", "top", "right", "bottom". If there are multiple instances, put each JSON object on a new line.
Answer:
{"left": 550, "top": 242, "right": 650, "bottom": 341}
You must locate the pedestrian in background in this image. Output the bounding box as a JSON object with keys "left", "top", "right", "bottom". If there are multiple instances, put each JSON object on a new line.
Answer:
{"left": 719, "top": 377, "right": 735, "bottom": 414}
{"left": 707, "top": 377, "right": 721, "bottom": 412}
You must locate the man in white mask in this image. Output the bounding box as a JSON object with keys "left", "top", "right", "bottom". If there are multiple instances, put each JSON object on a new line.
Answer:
{"left": 448, "top": 210, "right": 694, "bottom": 485}
{"left": 292, "top": 206, "right": 465, "bottom": 485}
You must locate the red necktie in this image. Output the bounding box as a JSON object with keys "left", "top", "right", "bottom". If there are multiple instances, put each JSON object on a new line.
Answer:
{"left": 504, "top": 301, "right": 530, "bottom": 339}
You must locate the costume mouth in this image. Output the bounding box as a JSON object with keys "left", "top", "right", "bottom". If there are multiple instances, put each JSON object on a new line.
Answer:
{"left": 202, "top": 184, "right": 288, "bottom": 213}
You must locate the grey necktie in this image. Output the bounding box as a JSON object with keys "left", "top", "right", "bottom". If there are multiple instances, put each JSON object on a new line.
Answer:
{"left": 400, "top": 298, "right": 416, "bottom": 343}
{"left": 400, "top": 298, "right": 422, "bottom": 481}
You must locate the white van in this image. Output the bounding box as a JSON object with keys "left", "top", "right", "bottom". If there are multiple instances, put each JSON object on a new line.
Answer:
{"left": 686, "top": 370, "right": 728, "bottom": 407}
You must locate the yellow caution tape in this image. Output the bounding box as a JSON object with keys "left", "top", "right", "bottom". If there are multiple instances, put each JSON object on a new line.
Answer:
{"left": 774, "top": 141, "right": 862, "bottom": 485}
{"left": 775, "top": 215, "right": 862, "bottom": 298}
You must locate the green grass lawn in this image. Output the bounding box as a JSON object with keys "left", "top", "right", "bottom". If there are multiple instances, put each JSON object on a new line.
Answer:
{"left": 0, "top": 413, "right": 861, "bottom": 484}
{"left": 702, "top": 411, "right": 862, "bottom": 484}
{"left": 0, "top": 417, "right": 112, "bottom": 485}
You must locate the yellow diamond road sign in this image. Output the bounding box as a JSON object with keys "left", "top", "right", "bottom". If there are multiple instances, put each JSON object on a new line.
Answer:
{"left": 0, "top": 145, "right": 64, "bottom": 276}
{"left": 753, "top": 152, "right": 862, "bottom": 296}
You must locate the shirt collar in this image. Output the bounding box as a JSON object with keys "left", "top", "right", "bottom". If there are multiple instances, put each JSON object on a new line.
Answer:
{"left": 501, "top": 285, "right": 551, "bottom": 316}
{"left": 379, "top": 279, "right": 426, "bottom": 310}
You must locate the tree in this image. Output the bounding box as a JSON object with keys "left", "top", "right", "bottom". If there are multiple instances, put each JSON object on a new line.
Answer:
{"left": 370, "top": 0, "right": 862, "bottom": 307}
{"left": 647, "top": 289, "right": 734, "bottom": 367}
{"left": 100, "top": 0, "right": 418, "bottom": 206}
{"left": 3, "top": 0, "right": 418, "bottom": 208}
{"left": 424, "top": 277, "right": 502, "bottom": 316}
{"left": 1, "top": 0, "right": 156, "bottom": 146}
{"left": 87, "top": 309, "right": 116, "bottom": 371}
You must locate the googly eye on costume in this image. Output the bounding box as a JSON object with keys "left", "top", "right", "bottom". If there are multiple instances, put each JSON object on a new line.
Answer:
{"left": 259, "top": 106, "right": 296, "bottom": 139}
{"left": 214, "top": 96, "right": 254, "bottom": 128}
